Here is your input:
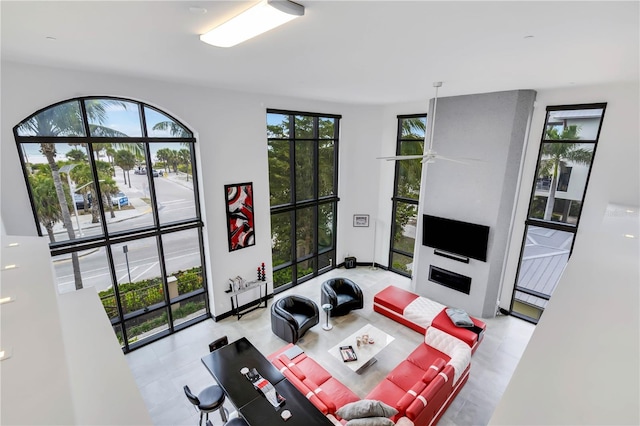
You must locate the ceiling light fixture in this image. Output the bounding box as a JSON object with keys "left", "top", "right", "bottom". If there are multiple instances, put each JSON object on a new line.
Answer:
{"left": 200, "top": 0, "right": 304, "bottom": 48}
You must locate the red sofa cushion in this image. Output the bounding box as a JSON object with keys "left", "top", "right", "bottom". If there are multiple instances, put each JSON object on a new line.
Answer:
{"left": 421, "top": 358, "right": 447, "bottom": 384}
{"left": 405, "top": 374, "right": 447, "bottom": 420}
{"left": 385, "top": 360, "right": 428, "bottom": 391}
{"left": 373, "top": 285, "right": 419, "bottom": 314}
{"left": 406, "top": 343, "right": 450, "bottom": 371}
{"left": 395, "top": 380, "right": 427, "bottom": 415}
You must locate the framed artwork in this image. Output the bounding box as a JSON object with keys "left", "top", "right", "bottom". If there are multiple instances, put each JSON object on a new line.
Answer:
{"left": 353, "top": 214, "right": 369, "bottom": 227}
{"left": 225, "top": 182, "right": 255, "bottom": 252}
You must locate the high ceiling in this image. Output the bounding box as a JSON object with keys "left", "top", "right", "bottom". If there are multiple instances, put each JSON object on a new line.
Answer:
{"left": 2, "top": 1, "right": 638, "bottom": 105}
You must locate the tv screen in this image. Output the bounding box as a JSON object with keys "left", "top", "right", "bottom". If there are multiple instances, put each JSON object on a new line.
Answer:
{"left": 422, "top": 215, "right": 489, "bottom": 262}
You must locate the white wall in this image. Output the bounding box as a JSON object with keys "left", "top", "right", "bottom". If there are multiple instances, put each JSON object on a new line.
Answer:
{"left": 0, "top": 61, "right": 386, "bottom": 317}
{"left": 411, "top": 90, "right": 536, "bottom": 318}
{"left": 500, "top": 81, "right": 640, "bottom": 310}
{"left": 490, "top": 80, "right": 640, "bottom": 425}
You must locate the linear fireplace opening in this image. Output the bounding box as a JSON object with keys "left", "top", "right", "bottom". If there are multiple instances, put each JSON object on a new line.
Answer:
{"left": 429, "top": 265, "right": 471, "bottom": 294}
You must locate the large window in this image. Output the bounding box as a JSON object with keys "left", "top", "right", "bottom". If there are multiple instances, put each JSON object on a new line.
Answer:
{"left": 388, "top": 114, "right": 426, "bottom": 276}
{"left": 267, "top": 110, "right": 340, "bottom": 291}
{"left": 14, "top": 97, "right": 208, "bottom": 352}
{"left": 511, "top": 104, "right": 606, "bottom": 323}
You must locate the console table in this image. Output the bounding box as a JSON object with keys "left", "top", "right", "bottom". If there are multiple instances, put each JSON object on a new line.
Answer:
{"left": 228, "top": 280, "right": 269, "bottom": 320}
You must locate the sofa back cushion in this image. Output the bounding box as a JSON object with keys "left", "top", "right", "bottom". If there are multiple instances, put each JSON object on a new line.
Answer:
{"left": 405, "top": 374, "right": 447, "bottom": 420}
{"left": 424, "top": 327, "right": 471, "bottom": 384}
{"left": 421, "top": 357, "right": 447, "bottom": 384}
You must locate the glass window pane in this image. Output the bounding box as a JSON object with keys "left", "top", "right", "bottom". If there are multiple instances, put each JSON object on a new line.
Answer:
{"left": 151, "top": 143, "right": 198, "bottom": 224}
{"left": 274, "top": 266, "right": 292, "bottom": 289}
{"left": 85, "top": 99, "right": 141, "bottom": 137}
{"left": 297, "top": 259, "right": 314, "bottom": 279}
{"left": 529, "top": 142, "right": 593, "bottom": 224}
{"left": 17, "top": 100, "right": 86, "bottom": 137}
{"left": 144, "top": 106, "right": 192, "bottom": 137}
{"left": 21, "top": 142, "right": 109, "bottom": 242}
{"left": 516, "top": 225, "right": 574, "bottom": 300}
{"left": 171, "top": 293, "right": 207, "bottom": 327}
{"left": 295, "top": 140, "right": 314, "bottom": 201}
{"left": 318, "top": 140, "right": 335, "bottom": 197}
{"left": 267, "top": 113, "right": 290, "bottom": 138}
{"left": 108, "top": 143, "right": 155, "bottom": 233}
{"left": 52, "top": 248, "right": 113, "bottom": 295}
{"left": 124, "top": 308, "right": 169, "bottom": 346}
{"left": 294, "top": 115, "right": 314, "bottom": 139}
{"left": 318, "top": 250, "right": 334, "bottom": 271}
{"left": 271, "top": 211, "right": 292, "bottom": 268}
{"left": 111, "top": 238, "right": 163, "bottom": 315}
{"left": 318, "top": 203, "right": 334, "bottom": 252}
{"left": 162, "top": 229, "right": 204, "bottom": 298}
{"left": 511, "top": 294, "right": 544, "bottom": 321}
{"left": 318, "top": 117, "right": 335, "bottom": 139}
{"left": 396, "top": 141, "right": 423, "bottom": 199}
{"left": 296, "top": 207, "right": 314, "bottom": 259}
{"left": 268, "top": 140, "right": 291, "bottom": 205}
{"left": 545, "top": 108, "right": 604, "bottom": 141}
{"left": 400, "top": 117, "right": 427, "bottom": 140}
{"left": 391, "top": 252, "right": 414, "bottom": 275}
{"left": 392, "top": 202, "right": 418, "bottom": 255}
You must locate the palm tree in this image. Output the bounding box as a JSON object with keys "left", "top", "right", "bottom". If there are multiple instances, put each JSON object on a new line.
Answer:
{"left": 114, "top": 149, "right": 136, "bottom": 188}
{"left": 541, "top": 125, "right": 592, "bottom": 221}
{"left": 178, "top": 148, "right": 191, "bottom": 181}
{"left": 155, "top": 148, "right": 173, "bottom": 174}
{"left": 152, "top": 121, "right": 190, "bottom": 137}
{"left": 17, "top": 99, "right": 127, "bottom": 290}
{"left": 29, "top": 172, "right": 64, "bottom": 242}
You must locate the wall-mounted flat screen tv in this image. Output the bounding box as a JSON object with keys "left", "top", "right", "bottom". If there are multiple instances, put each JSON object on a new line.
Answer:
{"left": 422, "top": 214, "right": 490, "bottom": 262}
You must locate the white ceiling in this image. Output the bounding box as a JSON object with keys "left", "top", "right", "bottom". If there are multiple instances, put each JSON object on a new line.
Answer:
{"left": 2, "top": 1, "right": 638, "bottom": 105}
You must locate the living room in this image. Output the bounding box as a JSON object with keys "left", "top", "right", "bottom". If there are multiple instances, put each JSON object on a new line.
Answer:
{"left": 1, "top": 1, "right": 638, "bottom": 425}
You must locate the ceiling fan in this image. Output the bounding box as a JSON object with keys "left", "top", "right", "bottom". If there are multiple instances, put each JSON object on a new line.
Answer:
{"left": 377, "top": 82, "right": 470, "bottom": 165}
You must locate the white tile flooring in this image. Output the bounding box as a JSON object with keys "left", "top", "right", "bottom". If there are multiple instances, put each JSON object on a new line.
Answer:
{"left": 126, "top": 267, "right": 535, "bottom": 426}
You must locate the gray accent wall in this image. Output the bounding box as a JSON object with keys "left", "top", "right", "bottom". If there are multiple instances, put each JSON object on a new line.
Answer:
{"left": 413, "top": 89, "right": 536, "bottom": 318}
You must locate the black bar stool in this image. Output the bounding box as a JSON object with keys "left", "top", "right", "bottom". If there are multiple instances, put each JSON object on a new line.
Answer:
{"left": 184, "top": 384, "right": 228, "bottom": 426}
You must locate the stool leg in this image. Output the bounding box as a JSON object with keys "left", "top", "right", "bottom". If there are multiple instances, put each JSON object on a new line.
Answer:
{"left": 219, "top": 406, "right": 228, "bottom": 423}
{"left": 199, "top": 411, "right": 203, "bottom": 426}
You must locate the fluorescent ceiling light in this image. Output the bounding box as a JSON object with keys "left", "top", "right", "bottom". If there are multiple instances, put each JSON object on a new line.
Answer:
{"left": 0, "top": 297, "right": 15, "bottom": 305}
{"left": 200, "top": 0, "right": 304, "bottom": 48}
{"left": 2, "top": 264, "right": 17, "bottom": 271}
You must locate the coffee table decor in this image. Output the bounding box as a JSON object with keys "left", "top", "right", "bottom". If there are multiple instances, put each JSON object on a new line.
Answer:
{"left": 329, "top": 324, "right": 394, "bottom": 374}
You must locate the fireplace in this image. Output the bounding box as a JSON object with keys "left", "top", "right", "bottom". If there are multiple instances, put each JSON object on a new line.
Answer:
{"left": 428, "top": 265, "right": 471, "bottom": 294}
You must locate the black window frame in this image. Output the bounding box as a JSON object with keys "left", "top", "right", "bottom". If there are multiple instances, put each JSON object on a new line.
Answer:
{"left": 13, "top": 96, "right": 209, "bottom": 352}
{"left": 267, "top": 109, "right": 340, "bottom": 292}
{"left": 388, "top": 113, "right": 426, "bottom": 277}
{"left": 510, "top": 102, "right": 607, "bottom": 323}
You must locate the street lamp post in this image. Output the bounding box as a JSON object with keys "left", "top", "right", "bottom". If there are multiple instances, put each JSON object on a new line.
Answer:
{"left": 123, "top": 245, "right": 132, "bottom": 283}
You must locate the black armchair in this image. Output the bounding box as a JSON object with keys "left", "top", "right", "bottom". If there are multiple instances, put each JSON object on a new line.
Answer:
{"left": 271, "top": 295, "right": 319, "bottom": 343}
{"left": 321, "top": 277, "right": 363, "bottom": 317}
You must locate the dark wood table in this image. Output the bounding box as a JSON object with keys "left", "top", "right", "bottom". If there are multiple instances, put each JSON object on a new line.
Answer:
{"left": 201, "top": 337, "right": 333, "bottom": 426}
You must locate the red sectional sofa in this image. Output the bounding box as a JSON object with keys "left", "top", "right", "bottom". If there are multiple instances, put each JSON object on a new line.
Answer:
{"left": 268, "top": 326, "right": 471, "bottom": 426}
{"left": 373, "top": 285, "right": 486, "bottom": 353}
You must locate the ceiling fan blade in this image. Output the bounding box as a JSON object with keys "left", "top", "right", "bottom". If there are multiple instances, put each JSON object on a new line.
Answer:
{"left": 435, "top": 154, "right": 485, "bottom": 165}
{"left": 434, "top": 155, "right": 469, "bottom": 165}
{"left": 376, "top": 155, "right": 426, "bottom": 161}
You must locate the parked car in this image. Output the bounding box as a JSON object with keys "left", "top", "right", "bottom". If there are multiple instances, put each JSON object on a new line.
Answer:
{"left": 74, "top": 193, "right": 92, "bottom": 210}
{"left": 111, "top": 191, "right": 129, "bottom": 207}
{"left": 152, "top": 169, "right": 162, "bottom": 177}
{"left": 134, "top": 167, "right": 146, "bottom": 175}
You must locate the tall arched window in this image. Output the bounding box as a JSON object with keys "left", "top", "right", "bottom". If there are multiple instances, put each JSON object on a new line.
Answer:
{"left": 14, "top": 97, "right": 208, "bottom": 352}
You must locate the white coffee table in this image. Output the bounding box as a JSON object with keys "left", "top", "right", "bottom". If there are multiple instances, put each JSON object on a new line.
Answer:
{"left": 328, "top": 324, "right": 395, "bottom": 374}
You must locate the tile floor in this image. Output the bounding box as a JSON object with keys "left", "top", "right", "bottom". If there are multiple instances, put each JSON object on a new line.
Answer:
{"left": 126, "top": 267, "right": 535, "bottom": 426}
